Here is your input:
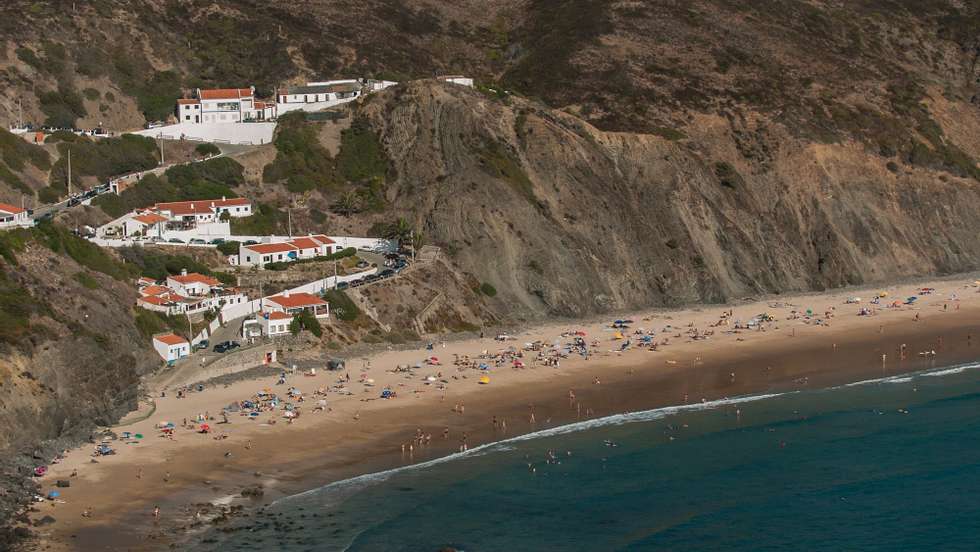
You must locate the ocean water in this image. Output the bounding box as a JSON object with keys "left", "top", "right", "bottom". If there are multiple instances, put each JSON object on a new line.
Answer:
{"left": 193, "top": 363, "right": 980, "bottom": 551}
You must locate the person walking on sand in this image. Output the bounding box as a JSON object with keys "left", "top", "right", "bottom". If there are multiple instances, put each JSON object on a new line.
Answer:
{"left": 153, "top": 506, "right": 160, "bottom": 518}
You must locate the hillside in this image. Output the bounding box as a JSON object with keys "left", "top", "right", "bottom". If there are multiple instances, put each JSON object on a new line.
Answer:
{"left": 0, "top": 1, "right": 977, "bottom": 544}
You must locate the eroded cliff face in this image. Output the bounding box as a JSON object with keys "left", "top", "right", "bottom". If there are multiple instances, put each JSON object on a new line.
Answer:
{"left": 362, "top": 81, "right": 980, "bottom": 318}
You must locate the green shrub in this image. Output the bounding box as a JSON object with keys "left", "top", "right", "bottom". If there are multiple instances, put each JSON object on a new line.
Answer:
{"left": 74, "top": 271, "right": 99, "bottom": 289}
{"left": 48, "top": 134, "right": 158, "bottom": 198}
{"left": 94, "top": 158, "right": 244, "bottom": 217}
{"left": 117, "top": 247, "right": 226, "bottom": 283}
{"left": 82, "top": 88, "right": 101, "bottom": 101}
{"left": 39, "top": 84, "right": 87, "bottom": 128}
{"left": 15, "top": 47, "right": 41, "bottom": 68}
{"left": 230, "top": 203, "right": 286, "bottom": 235}
{"left": 195, "top": 143, "right": 221, "bottom": 157}
{"left": 0, "top": 270, "right": 38, "bottom": 345}
{"left": 294, "top": 310, "right": 323, "bottom": 337}
{"left": 336, "top": 117, "right": 387, "bottom": 183}
{"left": 323, "top": 289, "right": 360, "bottom": 321}
{"left": 263, "top": 112, "right": 339, "bottom": 192}
{"left": 0, "top": 128, "right": 51, "bottom": 171}
{"left": 216, "top": 241, "right": 240, "bottom": 256}
{"left": 479, "top": 282, "right": 497, "bottom": 297}
{"left": 33, "top": 222, "right": 136, "bottom": 281}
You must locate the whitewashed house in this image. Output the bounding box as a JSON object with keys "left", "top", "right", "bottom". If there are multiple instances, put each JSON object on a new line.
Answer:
{"left": 259, "top": 311, "right": 293, "bottom": 337}
{"left": 152, "top": 333, "right": 190, "bottom": 363}
{"left": 263, "top": 291, "right": 329, "bottom": 319}
{"left": 175, "top": 87, "right": 276, "bottom": 124}
{"left": 237, "top": 235, "right": 337, "bottom": 267}
{"left": 0, "top": 202, "right": 31, "bottom": 229}
{"left": 166, "top": 270, "right": 221, "bottom": 297}
{"left": 96, "top": 197, "right": 251, "bottom": 239}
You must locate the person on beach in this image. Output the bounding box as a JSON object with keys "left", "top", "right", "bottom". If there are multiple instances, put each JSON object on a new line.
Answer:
{"left": 153, "top": 506, "right": 160, "bottom": 518}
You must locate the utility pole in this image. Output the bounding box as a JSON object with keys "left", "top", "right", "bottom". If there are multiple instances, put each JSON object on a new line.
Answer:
{"left": 287, "top": 207, "right": 292, "bottom": 237}
{"left": 158, "top": 133, "right": 165, "bottom": 165}
{"left": 410, "top": 230, "right": 415, "bottom": 263}
{"left": 66, "top": 146, "right": 71, "bottom": 198}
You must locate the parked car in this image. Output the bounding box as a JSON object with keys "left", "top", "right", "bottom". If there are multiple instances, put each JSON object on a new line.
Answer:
{"left": 336, "top": 281, "right": 349, "bottom": 290}
{"left": 212, "top": 341, "right": 240, "bottom": 354}
{"left": 194, "top": 339, "right": 209, "bottom": 351}
{"left": 189, "top": 238, "right": 207, "bottom": 245}
{"left": 244, "top": 240, "right": 259, "bottom": 246}
{"left": 149, "top": 236, "right": 164, "bottom": 243}
{"left": 380, "top": 269, "right": 395, "bottom": 278}
{"left": 168, "top": 238, "right": 185, "bottom": 244}
{"left": 67, "top": 198, "right": 80, "bottom": 207}
{"left": 365, "top": 274, "right": 380, "bottom": 283}
{"left": 209, "top": 238, "right": 225, "bottom": 245}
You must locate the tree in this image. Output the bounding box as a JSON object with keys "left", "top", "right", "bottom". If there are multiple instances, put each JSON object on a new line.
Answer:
{"left": 196, "top": 143, "right": 221, "bottom": 158}
{"left": 412, "top": 229, "right": 425, "bottom": 252}
{"left": 386, "top": 217, "right": 412, "bottom": 242}
{"left": 332, "top": 190, "right": 361, "bottom": 216}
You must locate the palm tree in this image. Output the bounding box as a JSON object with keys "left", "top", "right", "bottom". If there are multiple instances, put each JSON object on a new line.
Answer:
{"left": 411, "top": 229, "right": 425, "bottom": 252}
{"left": 333, "top": 191, "right": 361, "bottom": 216}
{"left": 387, "top": 217, "right": 413, "bottom": 242}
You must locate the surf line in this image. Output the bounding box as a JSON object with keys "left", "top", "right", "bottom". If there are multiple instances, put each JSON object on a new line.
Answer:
{"left": 271, "top": 391, "right": 790, "bottom": 506}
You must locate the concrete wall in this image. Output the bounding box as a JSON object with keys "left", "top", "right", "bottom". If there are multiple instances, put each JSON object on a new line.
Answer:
{"left": 133, "top": 122, "right": 276, "bottom": 145}
{"left": 184, "top": 346, "right": 278, "bottom": 386}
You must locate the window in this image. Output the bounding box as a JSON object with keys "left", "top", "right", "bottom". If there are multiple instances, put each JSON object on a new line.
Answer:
{"left": 185, "top": 115, "right": 190, "bottom": 121}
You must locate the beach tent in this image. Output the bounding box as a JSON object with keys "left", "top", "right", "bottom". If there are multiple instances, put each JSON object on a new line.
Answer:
{"left": 479, "top": 375, "right": 491, "bottom": 384}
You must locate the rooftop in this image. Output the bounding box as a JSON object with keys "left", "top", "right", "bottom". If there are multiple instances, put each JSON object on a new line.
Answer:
{"left": 198, "top": 88, "right": 253, "bottom": 100}
{"left": 0, "top": 202, "right": 26, "bottom": 215}
{"left": 265, "top": 311, "right": 292, "bottom": 320}
{"left": 168, "top": 272, "right": 221, "bottom": 287}
{"left": 153, "top": 198, "right": 250, "bottom": 216}
{"left": 285, "top": 82, "right": 361, "bottom": 95}
{"left": 266, "top": 292, "right": 327, "bottom": 309}
{"left": 153, "top": 333, "right": 188, "bottom": 346}
{"left": 244, "top": 242, "right": 298, "bottom": 255}
{"left": 133, "top": 213, "right": 168, "bottom": 225}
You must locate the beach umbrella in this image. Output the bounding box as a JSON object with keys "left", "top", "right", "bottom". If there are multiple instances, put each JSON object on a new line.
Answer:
{"left": 479, "top": 375, "right": 491, "bottom": 384}
{"left": 47, "top": 491, "right": 59, "bottom": 499}
{"left": 134, "top": 434, "right": 143, "bottom": 439}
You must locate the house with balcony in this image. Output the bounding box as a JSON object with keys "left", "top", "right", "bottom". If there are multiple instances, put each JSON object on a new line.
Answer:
{"left": 137, "top": 270, "right": 247, "bottom": 316}
{"left": 175, "top": 87, "right": 276, "bottom": 124}
{"left": 96, "top": 197, "right": 251, "bottom": 239}
{"left": 263, "top": 291, "right": 329, "bottom": 319}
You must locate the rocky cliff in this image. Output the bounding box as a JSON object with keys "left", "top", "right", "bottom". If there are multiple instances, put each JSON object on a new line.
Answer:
{"left": 359, "top": 79, "right": 980, "bottom": 318}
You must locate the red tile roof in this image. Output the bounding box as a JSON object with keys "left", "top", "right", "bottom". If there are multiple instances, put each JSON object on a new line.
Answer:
{"left": 265, "top": 311, "right": 292, "bottom": 320}
{"left": 309, "top": 234, "right": 336, "bottom": 245}
{"left": 139, "top": 295, "right": 171, "bottom": 306}
{"left": 288, "top": 237, "right": 322, "bottom": 250}
{"left": 199, "top": 88, "right": 253, "bottom": 100}
{"left": 140, "top": 285, "right": 170, "bottom": 297}
{"left": 177, "top": 99, "right": 200, "bottom": 105}
{"left": 153, "top": 198, "right": 250, "bottom": 216}
{"left": 266, "top": 292, "right": 327, "bottom": 309}
{"left": 244, "top": 242, "right": 297, "bottom": 255}
{"left": 0, "top": 202, "right": 26, "bottom": 215}
{"left": 168, "top": 273, "right": 221, "bottom": 287}
{"left": 154, "top": 333, "right": 188, "bottom": 345}
{"left": 133, "top": 213, "right": 167, "bottom": 225}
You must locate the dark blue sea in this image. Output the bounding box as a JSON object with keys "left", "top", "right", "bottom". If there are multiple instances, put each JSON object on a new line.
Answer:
{"left": 193, "top": 362, "right": 980, "bottom": 551}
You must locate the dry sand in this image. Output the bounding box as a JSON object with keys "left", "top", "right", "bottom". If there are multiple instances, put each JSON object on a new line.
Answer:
{"left": 26, "top": 276, "right": 980, "bottom": 550}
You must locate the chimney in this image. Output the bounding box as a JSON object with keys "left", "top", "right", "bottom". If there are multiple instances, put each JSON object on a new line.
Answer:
{"left": 181, "top": 268, "right": 188, "bottom": 276}
{"left": 221, "top": 196, "right": 226, "bottom": 201}
{"left": 283, "top": 289, "right": 290, "bottom": 297}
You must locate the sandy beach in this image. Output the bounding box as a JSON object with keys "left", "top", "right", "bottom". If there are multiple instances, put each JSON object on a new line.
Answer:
{"left": 25, "top": 275, "right": 980, "bottom": 551}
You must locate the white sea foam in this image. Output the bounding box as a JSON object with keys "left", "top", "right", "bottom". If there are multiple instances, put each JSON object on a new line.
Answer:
{"left": 840, "top": 361, "right": 980, "bottom": 388}
{"left": 272, "top": 392, "right": 788, "bottom": 507}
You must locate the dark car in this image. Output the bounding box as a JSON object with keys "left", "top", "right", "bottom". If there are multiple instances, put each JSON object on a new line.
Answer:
{"left": 380, "top": 269, "right": 395, "bottom": 278}
{"left": 336, "top": 281, "right": 349, "bottom": 290}
{"left": 244, "top": 240, "right": 259, "bottom": 246}
{"left": 67, "top": 198, "right": 80, "bottom": 207}
{"left": 212, "top": 341, "right": 240, "bottom": 353}
{"left": 168, "top": 238, "right": 185, "bottom": 244}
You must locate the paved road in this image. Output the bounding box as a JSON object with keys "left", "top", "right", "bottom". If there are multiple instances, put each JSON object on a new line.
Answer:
{"left": 31, "top": 142, "right": 251, "bottom": 223}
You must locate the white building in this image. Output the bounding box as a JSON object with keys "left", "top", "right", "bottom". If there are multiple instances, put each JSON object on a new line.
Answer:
{"left": 237, "top": 235, "right": 337, "bottom": 267}
{"left": 96, "top": 197, "right": 251, "bottom": 239}
{"left": 0, "top": 202, "right": 31, "bottom": 229}
{"left": 263, "top": 291, "right": 329, "bottom": 319}
{"left": 277, "top": 80, "right": 362, "bottom": 115}
{"left": 152, "top": 333, "right": 190, "bottom": 363}
{"left": 137, "top": 271, "right": 248, "bottom": 316}
{"left": 437, "top": 75, "right": 475, "bottom": 87}
{"left": 175, "top": 87, "right": 276, "bottom": 124}
{"left": 259, "top": 310, "right": 293, "bottom": 337}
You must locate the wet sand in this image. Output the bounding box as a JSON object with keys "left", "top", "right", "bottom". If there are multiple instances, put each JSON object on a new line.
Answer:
{"left": 27, "top": 277, "right": 980, "bottom": 551}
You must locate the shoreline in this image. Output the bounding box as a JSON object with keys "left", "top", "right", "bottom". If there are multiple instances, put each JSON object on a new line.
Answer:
{"left": 26, "top": 276, "right": 980, "bottom": 551}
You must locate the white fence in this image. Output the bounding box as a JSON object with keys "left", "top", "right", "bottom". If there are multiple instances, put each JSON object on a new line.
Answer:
{"left": 191, "top": 316, "right": 223, "bottom": 346}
